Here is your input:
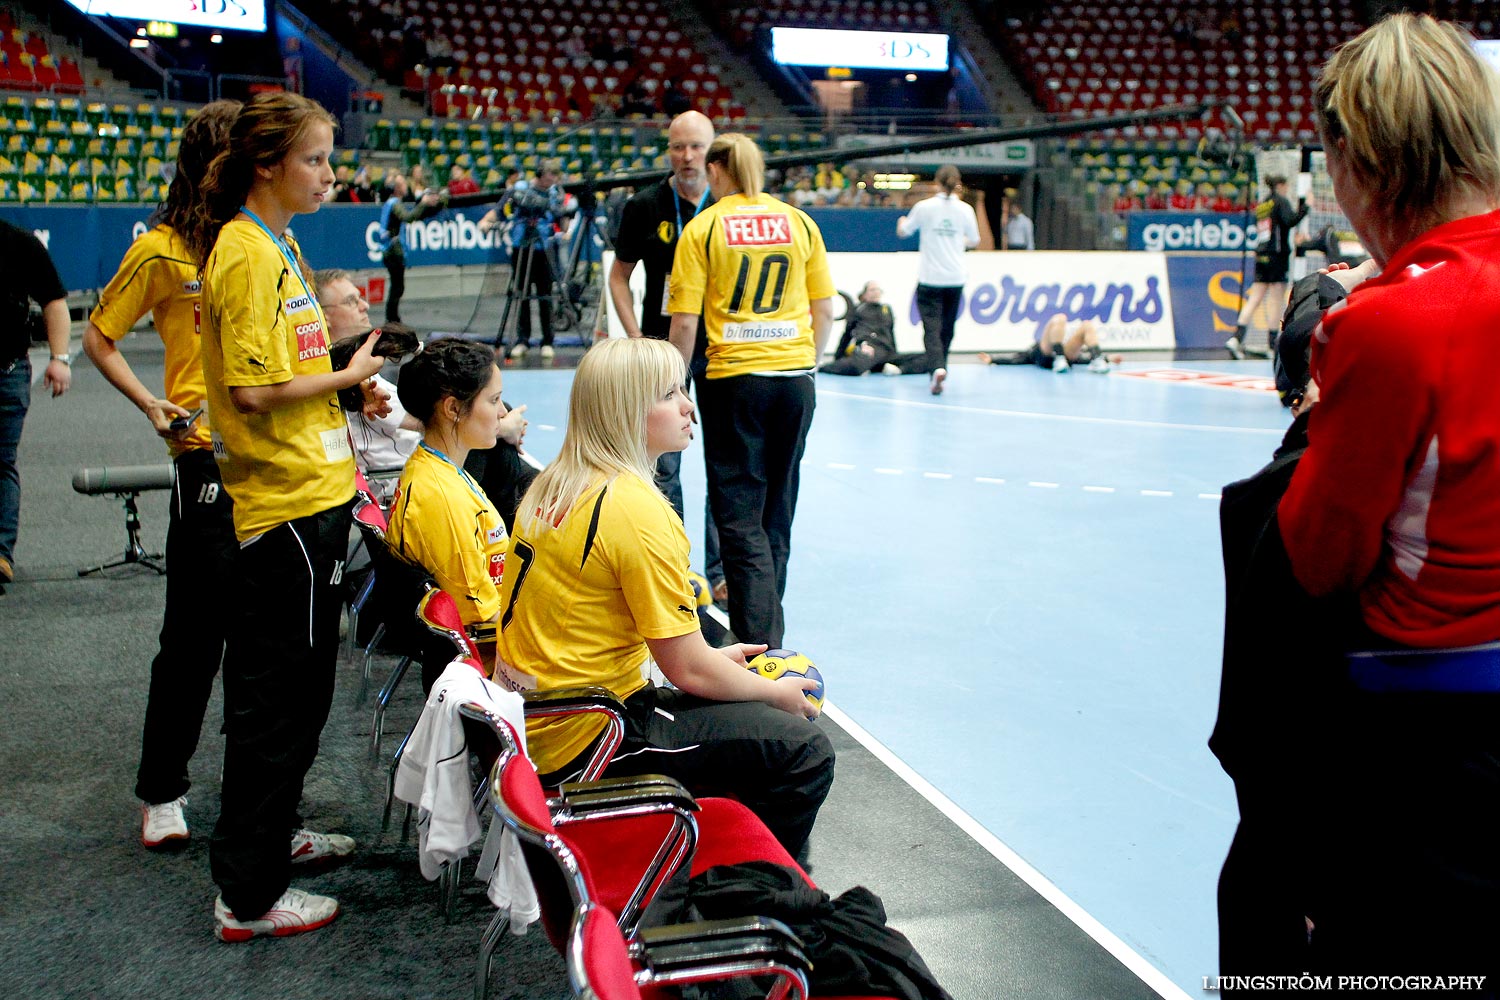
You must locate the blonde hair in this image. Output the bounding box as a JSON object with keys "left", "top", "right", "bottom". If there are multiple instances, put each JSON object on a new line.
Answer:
{"left": 1317, "top": 13, "right": 1500, "bottom": 226}
{"left": 705, "top": 133, "right": 765, "bottom": 198}
{"left": 519, "top": 338, "right": 686, "bottom": 532}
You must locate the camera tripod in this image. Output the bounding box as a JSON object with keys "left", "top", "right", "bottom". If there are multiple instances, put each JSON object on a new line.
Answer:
{"left": 494, "top": 226, "right": 580, "bottom": 354}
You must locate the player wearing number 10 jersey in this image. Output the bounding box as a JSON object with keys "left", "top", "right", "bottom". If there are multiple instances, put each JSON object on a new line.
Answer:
{"left": 668, "top": 134, "right": 835, "bottom": 648}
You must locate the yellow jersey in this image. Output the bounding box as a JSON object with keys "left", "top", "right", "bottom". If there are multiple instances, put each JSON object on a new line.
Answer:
{"left": 668, "top": 192, "right": 835, "bottom": 379}
{"left": 199, "top": 217, "right": 355, "bottom": 540}
{"left": 497, "top": 474, "right": 700, "bottom": 774}
{"left": 89, "top": 224, "right": 211, "bottom": 456}
{"left": 385, "top": 443, "right": 509, "bottom": 626}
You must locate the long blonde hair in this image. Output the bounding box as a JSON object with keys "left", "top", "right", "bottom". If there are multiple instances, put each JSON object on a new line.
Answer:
{"left": 1317, "top": 13, "right": 1500, "bottom": 227}
{"left": 519, "top": 338, "right": 686, "bottom": 532}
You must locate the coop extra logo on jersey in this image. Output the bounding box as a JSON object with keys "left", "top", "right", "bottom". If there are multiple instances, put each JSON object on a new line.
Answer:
{"left": 488, "top": 552, "right": 504, "bottom": 581}
{"left": 723, "top": 214, "right": 793, "bottom": 247}
{"left": 295, "top": 319, "right": 328, "bottom": 361}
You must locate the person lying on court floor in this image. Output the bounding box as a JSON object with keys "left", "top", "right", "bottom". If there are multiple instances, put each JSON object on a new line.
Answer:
{"left": 977, "top": 314, "right": 1121, "bottom": 373}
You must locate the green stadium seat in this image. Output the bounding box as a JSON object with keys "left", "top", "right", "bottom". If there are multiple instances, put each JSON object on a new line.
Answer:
{"left": 108, "top": 104, "right": 132, "bottom": 128}
{"left": 84, "top": 102, "right": 107, "bottom": 127}
{"left": 3, "top": 97, "right": 27, "bottom": 124}
{"left": 30, "top": 97, "right": 55, "bottom": 125}
{"left": 158, "top": 106, "right": 183, "bottom": 129}
{"left": 68, "top": 180, "right": 90, "bottom": 202}
{"left": 57, "top": 97, "right": 81, "bottom": 124}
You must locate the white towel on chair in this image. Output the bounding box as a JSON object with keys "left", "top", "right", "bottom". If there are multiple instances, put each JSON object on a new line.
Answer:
{"left": 393, "top": 658, "right": 539, "bottom": 931}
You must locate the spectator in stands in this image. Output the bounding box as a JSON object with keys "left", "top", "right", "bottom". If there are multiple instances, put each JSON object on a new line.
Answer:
{"left": 790, "top": 175, "right": 819, "bottom": 208}
{"left": 1170, "top": 179, "right": 1196, "bottom": 211}
{"left": 669, "top": 133, "right": 836, "bottom": 649}
{"left": 978, "top": 314, "right": 1119, "bottom": 373}
{"left": 495, "top": 337, "right": 835, "bottom": 857}
{"left": 1213, "top": 182, "right": 1241, "bottom": 213}
{"left": 608, "top": 109, "right": 725, "bottom": 603}
{"left": 186, "top": 91, "right": 383, "bottom": 942}
{"left": 662, "top": 80, "right": 692, "bottom": 117}
{"left": 1193, "top": 181, "right": 1219, "bottom": 211}
{"left": 819, "top": 281, "right": 899, "bottom": 376}
{"left": 1112, "top": 183, "right": 1142, "bottom": 212}
{"left": 352, "top": 164, "right": 377, "bottom": 203}
{"left": 1145, "top": 182, "right": 1170, "bottom": 211}
{"left": 562, "top": 26, "right": 587, "bottom": 61}
{"left": 378, "top": 172, "right": 443, "bottom": 324}
{"left": 332, "top": 164, "right": 357, "bottom": 202}
{"left": 620, "top": 80, "right": 655, "bottom": 118}
{"left": 1215, "top": 13, "right": 1500, "bottom": 980}
{"left": 446, "top": 164, "right": 479, "bottom": 196}
{"left": 814, "top": 162, "right": 846, "bottom": 204}
{"left": 1005, "top": 199, "right": 1036, "bottom": 249}
{"left": 0, "top": 219, "right": 72, "bottom": 589}
{"left": 897, "top": 164, "right": 981, "bottom": 394}
{"left": 81, "top": 99, "right": 241, "bottom": 851}
{"left": 1225, "top": 174, "right": 1307, "bottom": 359}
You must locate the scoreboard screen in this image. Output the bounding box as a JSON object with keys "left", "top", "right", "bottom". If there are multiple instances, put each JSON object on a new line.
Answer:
{"left": 61, "top": 0, "right": 268, "bottom": 33}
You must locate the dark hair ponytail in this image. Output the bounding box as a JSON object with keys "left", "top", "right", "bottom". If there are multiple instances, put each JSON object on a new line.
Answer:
{"left": 396, "top": 338, "right": 496, "bottom": 424}
{"left": 152, "top": 99, "right": 241, "bottom": 236}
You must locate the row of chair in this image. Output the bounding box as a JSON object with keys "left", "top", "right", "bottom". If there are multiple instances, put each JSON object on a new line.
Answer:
{"left": 344, "top": 474, "right": 898, "bottom": 998}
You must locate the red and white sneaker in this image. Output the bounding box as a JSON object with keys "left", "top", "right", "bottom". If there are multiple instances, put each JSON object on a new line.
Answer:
{"left": 929, "top": 368, "right": 947, "bottom": 396}
{"left": 141, "top": 796, "right": 189, "bottom": 848}
{"left": 214, "top": 890, "right": 340, "bottom": 942}
{"left": 290, "top": 828, "right": 355, "bottom": 864}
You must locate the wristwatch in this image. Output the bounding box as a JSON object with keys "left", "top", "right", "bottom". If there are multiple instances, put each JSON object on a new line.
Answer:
{"left": 50, "top": 353, "right": 71, "bottom": 365}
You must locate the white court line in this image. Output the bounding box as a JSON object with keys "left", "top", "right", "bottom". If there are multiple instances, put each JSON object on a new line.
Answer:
{"left": 1028, "top": 481, "right": 1060, "bottom": 489}
{"left": 827, "top": 462, "right": 856, "bottom": 470}
{"left": 922, "top": 471, "right": 953, "bottom": 480}
{"left": 1199, "top": 493, "right": 1223, "bottom": 501}
{"left": 1140, "top": 489, "right": 1174, "bottom": 497}
{"left": 823, "top": 703, "right": 1194, "bottom": 1000}
{"left": 817, "top": 387, "right": 1282, "bottom": 436}
{"left": 1083, "top": 485, "right": 1116, "bottom": 493}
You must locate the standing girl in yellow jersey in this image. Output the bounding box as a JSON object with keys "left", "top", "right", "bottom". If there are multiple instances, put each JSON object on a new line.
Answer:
{"left": 82, "top": 100, "right": 242, "bottom": 852}
{"left": 667, "top": 134, "right": 835, "bottom": 649}
{"left": 183, "top": 93, "right": 385, "bottom": 942}
{"left": 496, "top": 337, "right": 834, "bottom": 855}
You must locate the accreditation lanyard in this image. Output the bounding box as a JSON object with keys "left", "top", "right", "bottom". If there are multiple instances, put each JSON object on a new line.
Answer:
{"left": 673, "top": 184, "right": 709, "bottom": 238}
{"left": 240, "top": 206, "right": 317, "bottom": 308}
{"left": 418, "top": 442, "right": 489, "bottom": 506}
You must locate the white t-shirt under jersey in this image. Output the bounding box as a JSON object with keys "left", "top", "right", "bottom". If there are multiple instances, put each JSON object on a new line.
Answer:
{"left": 897, "top": 192, "right": 980, "bottom": 287}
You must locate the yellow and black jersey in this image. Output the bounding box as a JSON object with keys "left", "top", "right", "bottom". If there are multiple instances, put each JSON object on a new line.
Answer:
{"left": 386, "top": 444, "right": 509, "bottom": 626}
{"left": 199, "top": 217, "right": 354, "bottom": 541}
{"left": 90, "top": 224, "right": 210, "bottom": 456}
{"left": 497, "top": 474, "right": 699, "bottom": 774}
{"left": 668, "top": 192, "right": 835, "bottom": 379}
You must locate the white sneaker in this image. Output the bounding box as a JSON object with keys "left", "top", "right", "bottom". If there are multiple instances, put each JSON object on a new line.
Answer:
{"left": 540, "top": 345, "right": 555, "bottom": 360}
{"left": 142, "top": 796, "right": 189, "bottom": 848}
{"left": 1052, "top": 355, "right": 1070, "bottom": 373}
{"left": 507, "top": 342, "right": 529, "bottom": 359}
{"left": 929, "top": 368, "right": 947, "bottom": 395}
{"left": 1225, "top": 336, "right": 1246, "bottom": 360}
{"left": 215, "top": 889, "right": 340, "bottom": 942}
{"left": 1087, "top": 355, "right": 1112, "bottom": 374}
{"left": 880, "top": 363, "right": 900, "bottom": 376}
{"left": 290, "top": 828, "right": 356, "bottom": 864}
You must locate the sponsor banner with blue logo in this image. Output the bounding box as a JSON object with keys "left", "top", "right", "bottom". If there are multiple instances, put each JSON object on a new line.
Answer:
{"left": 3, "top": 204, "right": 909, "bottom": 292}
{"left": 1164, "top": 253, "right": 1252, "bottom": 350}
{"left": 817, "top": 251, "right": 1176, "bottom": 353}
{"left": 1128, "top": 211, "right": 1258, "bottom": 253}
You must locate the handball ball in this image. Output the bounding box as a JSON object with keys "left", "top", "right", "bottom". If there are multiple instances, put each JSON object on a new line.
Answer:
{"left": 688, "top": 572, "right": 713, "bottom": 608}
{"left": 747, "top": 648, "right": 825, "bottom": 710}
